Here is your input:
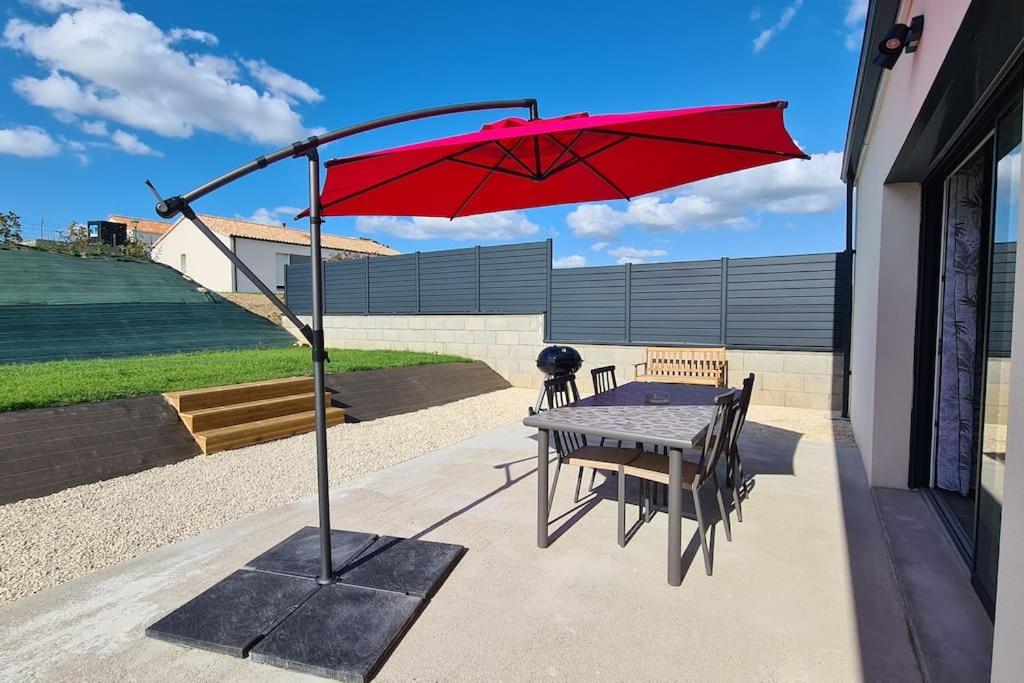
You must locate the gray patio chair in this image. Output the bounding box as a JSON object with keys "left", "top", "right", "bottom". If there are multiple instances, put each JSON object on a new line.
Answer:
{"left": 590, "top": 365, "right": 618, "bottom": 394}
{"left": 727, "top": 373, "right": 755, "bottom": 523}
{"left": 543, "top": 375, "right": 641, "bottom": 545}
{"left": 623, "top": 390, "right": 737, "bottom": 576}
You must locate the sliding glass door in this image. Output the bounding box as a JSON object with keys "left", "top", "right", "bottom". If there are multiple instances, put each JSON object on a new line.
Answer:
{"left": 929, "top": 99, "right": 1020, "bottom": 612}
{"left": 974, "top": 103, "right": 1020, "bottom": 603}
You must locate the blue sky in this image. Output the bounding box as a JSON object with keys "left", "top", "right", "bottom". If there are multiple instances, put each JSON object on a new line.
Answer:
{"left": 0, "top": 0, "right": 867, "bottom": 266}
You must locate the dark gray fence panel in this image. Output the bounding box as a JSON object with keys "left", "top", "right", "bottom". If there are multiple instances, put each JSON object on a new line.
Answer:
{"left": 988, "top": 241, "right": 1016, "bottom": 358}
{"left": 285, "top": 262, "right": 313, "bottom": 314}
{"left": 479, "top": 241, "right": 548, "bottom": 312}
{"left": 368, "top": 253, "right": 417, "bottom": 313}
{"left": 726, "top": 252, "right": 847, "bottom": 349}
{"left": 629, "top": 260, "right": 722, "bottom": 345}
{"left": 323, "top": 258, "right": 367, "bottom": 314}
{"left": 549, "top": 267, "right": 627, "bottom": 342}
{"left": 420, "top": 247, "right": 476, "bottom": 312}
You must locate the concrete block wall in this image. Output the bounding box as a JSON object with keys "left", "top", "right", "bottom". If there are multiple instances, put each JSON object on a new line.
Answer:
{"left": 286, "top": 313, "right": 845, "bottom": 412}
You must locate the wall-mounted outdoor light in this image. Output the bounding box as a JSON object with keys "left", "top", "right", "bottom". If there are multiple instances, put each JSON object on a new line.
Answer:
{"left": 873, "top": 15, "right": 924, "bottom": 70}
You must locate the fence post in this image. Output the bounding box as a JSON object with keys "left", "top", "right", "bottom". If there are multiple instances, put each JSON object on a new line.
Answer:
{"left": 474, "top": 245, "right": 481, "bottom": 312}
{"left": 364, "top": 256, "right": 370, "bottom": 315}
{"left": 415, "top": 251, "right": 421, "bottom": 314}
{"left": 624, "top": 262, "right": 632, "bottom": 344}
{"left": 545, "top": 239, "right": 553, "bottom": 341}
{"left": 720, "top": 257, "right": 729, "bottom": 345}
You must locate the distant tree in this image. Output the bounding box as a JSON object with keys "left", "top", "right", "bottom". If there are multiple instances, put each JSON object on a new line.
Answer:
{"left": 62, "top": 221, "right": 91, "bottom": 256}
{"left": 0, "top": 211, "right": 23, "bottom": 244}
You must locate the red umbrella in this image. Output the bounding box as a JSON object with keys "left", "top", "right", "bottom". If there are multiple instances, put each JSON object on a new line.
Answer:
{"left": 317, "top": 101, "right": 808, "bottom": 219}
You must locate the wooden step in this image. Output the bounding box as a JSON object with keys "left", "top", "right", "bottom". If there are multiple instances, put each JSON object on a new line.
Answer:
{"left": 165, "top": 376, "right": 313, "bottom": 412}
{"left": 179, "top": 392, "right": 332, "bottom": 433}
{"left": 195, "top": 407, "right": 346, "bottom": 455}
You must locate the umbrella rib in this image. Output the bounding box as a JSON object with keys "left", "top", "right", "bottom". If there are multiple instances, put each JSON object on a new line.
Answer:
{"left": 449, "top": 139, "right": 530, "bottom": 220}
{"left": 545, "top": 135, "right": 631, "bottom": 200}
{"left": 599, "top": 128, "right": 810, "bottom": 159}
{"left": 319, "top": 141, "right": 493, "bottom": 213}
{"left": 542, "top": 135, "right": 629, "bottom": 179}
{"left": 446, "top": 157, "right": 536, "bottom": 180}
{"left": 540, "top": 130, "right": 584, "bottom": 177}
{"left": 492, "top": 139, "right": 537, "bottom": 178}
{"left": 533, "top": 136, "right": 542, "bottom": 177}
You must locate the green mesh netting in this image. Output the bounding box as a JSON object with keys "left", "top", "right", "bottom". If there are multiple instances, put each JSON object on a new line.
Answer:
{"left": 0, "top": 247, "right": 295, "bottom": 364}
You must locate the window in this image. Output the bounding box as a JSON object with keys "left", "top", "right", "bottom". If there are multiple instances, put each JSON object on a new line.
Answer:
{"left": 179, "top": 253, "right": 187, "bottom": 273}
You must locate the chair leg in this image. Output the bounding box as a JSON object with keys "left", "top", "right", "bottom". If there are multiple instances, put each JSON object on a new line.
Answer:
{"left": 712, "top": 470, "right": 732, "bottom": 542}
{"left": 693, "top": 488, "right": 712, "bottom": 576}
{"left": 573, "top": 466, "right": 584, "bottom": 504}
{"left": 547, "top": 457, "right": 563, "bottom": 512}
{"left": 639, "top": 480, "right": 646, "bottom": 522}
{"left": 617, "top": 465, "right": 626, "bottom": 547}
{"left": 645, "top": 481, "right": 656, "bottom": 522}
{"left": 588, "top": 468, "right": 598, "bottom": 493}
{"left": 733, "top": 453, "right": 744, "bottom": 523}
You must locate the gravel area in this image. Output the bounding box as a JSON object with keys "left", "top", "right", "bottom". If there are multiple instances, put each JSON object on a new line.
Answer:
{"left": 0, "top": 388, "right": 535, "bottom": 605}
{"left": 0, "top": 389, "right": 853, "bottom": 605}
{"left": 746, "top": 405, "right": 856, "bottom": 446}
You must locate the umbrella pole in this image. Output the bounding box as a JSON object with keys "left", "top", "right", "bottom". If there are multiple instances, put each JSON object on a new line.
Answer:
{"left": 306, "top": 149, "right": 334, "bottom": 584}
{"left": 146, "top": 98, "right": 539, "bottom": 588}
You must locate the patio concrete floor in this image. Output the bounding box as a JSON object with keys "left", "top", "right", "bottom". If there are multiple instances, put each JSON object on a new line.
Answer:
{"left": 0, "top": 418, "right": 922, "bottom": 681}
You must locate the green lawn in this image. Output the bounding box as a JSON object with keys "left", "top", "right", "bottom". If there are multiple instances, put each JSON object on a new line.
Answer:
{"left": 0, "top": 347, "right": 469, "bottom": 412}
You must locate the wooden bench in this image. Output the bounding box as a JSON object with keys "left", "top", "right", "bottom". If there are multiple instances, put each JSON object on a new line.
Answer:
{"left": 634, "top": 347, "right": 727, "bottom": 387}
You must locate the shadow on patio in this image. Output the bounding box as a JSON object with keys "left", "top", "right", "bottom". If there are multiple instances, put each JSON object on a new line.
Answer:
{"left": 0, "top": 417, "right": 922, "bottom": 681}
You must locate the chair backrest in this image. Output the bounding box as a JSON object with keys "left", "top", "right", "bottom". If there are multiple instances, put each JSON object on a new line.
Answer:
{"left": 544, "top": 374, "right": 584, "bottom": 457}
{"left": 729, "top": 373, "right": 755, "bottom": 453}
{"left": 590, "top": 365, "right": 617, "bottom": 394}
{"left": 642, "top": 347, "right": 726, "bottom": 386}
{"left": 696, "top": 390, "right": 737, "bottom": 483}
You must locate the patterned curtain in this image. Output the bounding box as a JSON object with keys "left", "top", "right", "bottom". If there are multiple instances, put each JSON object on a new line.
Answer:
{"left": 935, "top": 152, "right": 985, "bottom": 495}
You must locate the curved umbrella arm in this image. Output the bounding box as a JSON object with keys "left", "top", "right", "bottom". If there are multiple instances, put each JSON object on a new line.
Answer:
{"left": 150, "top": 98, "right": 539, "bottom": 219}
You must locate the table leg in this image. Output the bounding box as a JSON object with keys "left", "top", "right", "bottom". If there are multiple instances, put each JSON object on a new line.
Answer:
{"left": 668, "top": 447, "right": 683, "bottom": 586}
{"left": 537, "top": 429, "right": 549, "bottom": 548}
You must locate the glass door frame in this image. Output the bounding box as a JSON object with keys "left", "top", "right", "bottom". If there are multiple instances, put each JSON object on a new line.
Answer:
{"left": 925, "top": 137, "right": 995, "bottom": 566}
{"left": 909, "top": 60, "right": 1023, "bottom": 619}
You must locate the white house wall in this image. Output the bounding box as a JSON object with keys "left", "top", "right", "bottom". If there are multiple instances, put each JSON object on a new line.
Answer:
{"left": 150, "top": 219, "right": 233, "bottom": 292}
{"left": 850, "top": 0, "right": 971, "bottom": 487}
{"left": 232, "top": 237, "right": 347, "bottom": 294}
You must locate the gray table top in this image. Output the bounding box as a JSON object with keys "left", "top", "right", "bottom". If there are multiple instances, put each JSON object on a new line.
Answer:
{"left": 523, "top": 382, "right": 730, "bottom": 450}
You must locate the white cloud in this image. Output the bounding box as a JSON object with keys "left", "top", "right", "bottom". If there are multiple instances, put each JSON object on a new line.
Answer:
{"left": 241, "top": 206, "right": 305, "bottom": 226}
{"left": 190, "top": 54, "right": 239, "bottom": 80}
{"left": 0, "top": 125, "right": 60, "bottom": 157}
{"left": 28, "top": 0, "right": 120, "bottom": 11}
{"left": 80, "top": 119, "right": 107, "bottom": 136}
{"left": 3, "top": 3, "right": 321, "bottom": 145}
{"left": 608, "top": 246, "right": 668, "bottom": 261}
{"left": 242, "top": 59, "right": 323, "bottom": 105}
{"left": 553, "top": 254, "right": 586, "bottom": 268}
{"left": 168, "top": 27, "right": 218, "bottom": 46}
{"left": 590, "top": 241, "right": 610, "bottom": 251}
{"left": 355, "top": 211, "right": 540, "bottom": 241}
{"left": 110, "top": 129, "right": 160, "bottom": 155}
{"left": 844, "top": 0, "right": 868, "bottom": 51}
{"left": 749, "top": 7, "right": 761, "bottom": 21}
{"left": 566, "top": 203, "right": 630, "bottom": 239}
{"left": 844, "top": 0, "right": 868, "bottom": 26}
{"left": 566, "top": 151, "right": 843, "bottom": 238}
{"left": 752, "top": 0, "right": 803, "bottom": 53}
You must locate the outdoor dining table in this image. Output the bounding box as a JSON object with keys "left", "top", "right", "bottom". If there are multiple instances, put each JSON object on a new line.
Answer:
{"left": 523, "top": 381, "right": 729, "bottom": 586}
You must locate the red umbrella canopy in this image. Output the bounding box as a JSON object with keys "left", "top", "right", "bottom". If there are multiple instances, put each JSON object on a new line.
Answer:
{"left": 317, "top": 101, "right": 808, "bottom": 219}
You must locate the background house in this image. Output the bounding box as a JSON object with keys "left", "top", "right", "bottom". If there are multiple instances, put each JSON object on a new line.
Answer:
{"left": 151, "top": 213, "right": 397, "bottom": 293}
{"left": 845, "top": 0, "right": 1022, "bottom": 679}
{"left": 105, "top": 214, "right": 174, "bottom": 245}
